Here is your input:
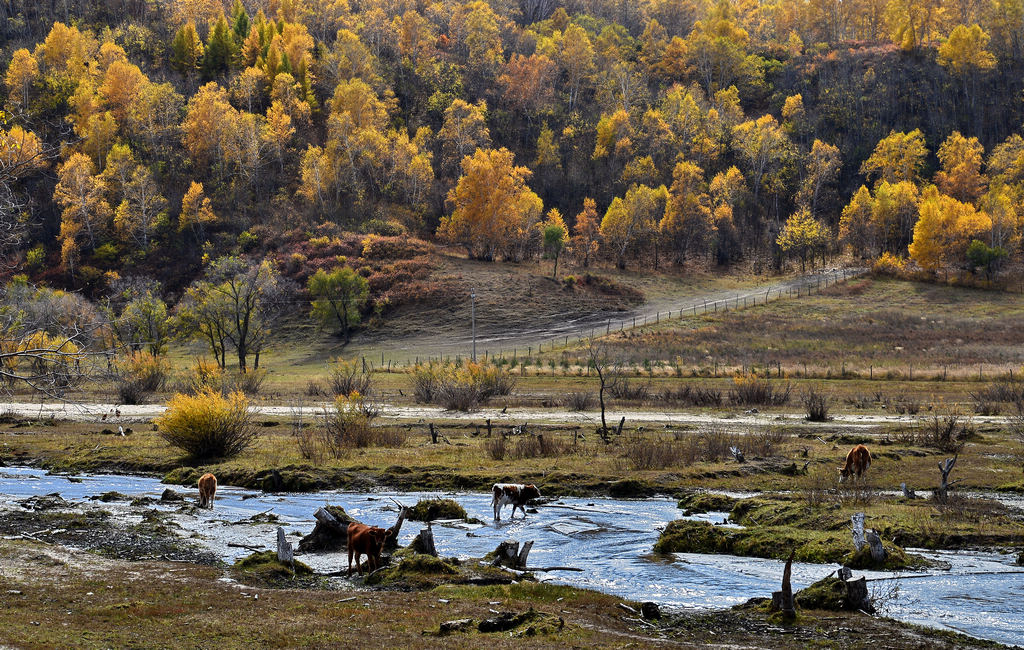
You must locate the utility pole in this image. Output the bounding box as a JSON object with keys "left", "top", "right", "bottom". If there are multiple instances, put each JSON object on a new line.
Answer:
{"left": 471, "top": 288, "right": 477, "bottom": 362}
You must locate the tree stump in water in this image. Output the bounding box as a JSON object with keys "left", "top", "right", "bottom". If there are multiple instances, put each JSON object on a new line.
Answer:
{"left": 277, "top": 526, "right": 294, "bottom": 568}
{"left": 490, "top": 541, "right": 520, "bottom": 567}
{"left": 865, "top": 529, "right": 886, "bottom": 564}
{"left": 298, "top": 506, "right": 355, "bottom": 552}
{"left": 844, "top": 576, "right": 871, "bottom": 611}
{"left": 409, "top": 524, "right": 437, "bottom": 556}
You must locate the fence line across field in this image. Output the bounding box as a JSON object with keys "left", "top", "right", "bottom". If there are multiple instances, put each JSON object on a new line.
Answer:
{"left": 399, "top": 267, "right": 865, "bottom": 368}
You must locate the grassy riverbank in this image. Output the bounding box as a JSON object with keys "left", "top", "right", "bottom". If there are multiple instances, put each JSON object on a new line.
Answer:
{"left": 0, "top": 539, "right": 1006, "bottom": 649}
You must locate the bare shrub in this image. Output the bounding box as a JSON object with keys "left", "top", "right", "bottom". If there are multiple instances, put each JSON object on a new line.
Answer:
{"left": 890, "top": 394, "right": 922, "bottom": 415}
{"left": 974, "top": 380, "right": 1024, "bottom": 404}
{"left": 917, "top": 412, "right": 972, "bottom": 453}
{"left": 291, "top": 404, "right": 325, "bottom": 464}
{"left": 697, "top": 425, "right": 737, "bottom": 461}
{"left": 658, "top": 384, "right": 723, "bottom": 407}
{"left": 112, "top": 351, "right": 169, "bottom": 405}
{"left": 412, "top": 362, "right": 516, "bottom": 411}
{"left": 156, "top": 389, "right": 257, "bottom": 460}
{"left": 513, "top": 434, "right": 569, "bottom": 459}
{"left": 970, "top": 381, "right": 1024, "bottom": 415}
{"left": 1010, "top": 401, "right": 1024, "bottom": 470}
{"left": 803, "top": 387, "right": 831, "bottom": 422}
{"left": 228, "top": 368, "right": 266, "bottom": 395}
{"left": 728, "top": 373, "right": 791, "bottom": 406}
{"left": 305, "top": 380, "right": 326, "bottom": 397}
{"left": 747, "top": 427, "right": 788, "bottom": 457}
{"left": 607, "top": 375, "right": 651, "bottom": 401}
{"left": 484, "top": 437, "right": 507, "bottom": 460}
{"left": 328, "top": 358, "right": 373, "bottom": 397}
{"left": 800, "top": 466, "right": 838, "bottom": 507}
{"left": 319, "top": 393, "right": 394, "bottom": 456}
{"left": 621, "top": 433, "right": 683, "bottom": 470}
{"left": 565, "top": 391, "right": 594, "bottom": 411}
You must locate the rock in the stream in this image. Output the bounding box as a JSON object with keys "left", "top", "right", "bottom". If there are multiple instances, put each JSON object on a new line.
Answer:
{"left": 160, "top": 489, "right": 184, "bottom": 502}
{"left": 640, "top": 602, "right": 660, "bottom": 620}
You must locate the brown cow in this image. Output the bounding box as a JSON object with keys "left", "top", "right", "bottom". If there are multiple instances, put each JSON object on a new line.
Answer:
{"left": 838, "top": 444, "right": 871, "bottom": 483}
{"left": 492, "top": 483, "right": 541, "bottom": 521}
{"left": 347, "top": 523, "right": 391, "bottom": 576}
{"left": 197, "top": 473, "right": 217, "bottom": 509}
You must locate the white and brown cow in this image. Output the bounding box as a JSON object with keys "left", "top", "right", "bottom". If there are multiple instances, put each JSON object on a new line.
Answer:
{"left": 492, "top": 483, "right": 541, "bottom": 521}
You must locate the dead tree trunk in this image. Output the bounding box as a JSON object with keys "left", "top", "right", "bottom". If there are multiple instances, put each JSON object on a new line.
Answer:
{"left": 851, "top": 512, "right": 866, "bottom": 551}
{"left": 384, "top": 500, "right": 410, "bottom": 550}
{"left": 772, "top": 550, "right": 796, "bottom": 621}
{"left": 937, "top": 454, "right": 958, "bottom": 502}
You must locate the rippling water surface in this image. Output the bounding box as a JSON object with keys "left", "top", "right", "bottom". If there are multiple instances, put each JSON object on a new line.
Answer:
{"left": 1, "top": 467, "right": 1021, "bottom": 646}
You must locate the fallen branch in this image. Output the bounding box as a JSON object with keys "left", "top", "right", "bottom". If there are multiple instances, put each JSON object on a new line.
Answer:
{"left": 228, "top": 542, "right": 264, "bottom": 552}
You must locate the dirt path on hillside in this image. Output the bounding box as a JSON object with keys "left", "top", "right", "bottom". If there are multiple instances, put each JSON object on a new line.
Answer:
{"left": 348, "top": 267, "right": 866, "bottom": 361}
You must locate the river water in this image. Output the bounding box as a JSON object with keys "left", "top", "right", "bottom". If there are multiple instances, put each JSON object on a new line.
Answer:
{"left": 1, "top": 467, "right": 1021, "bottom": 646}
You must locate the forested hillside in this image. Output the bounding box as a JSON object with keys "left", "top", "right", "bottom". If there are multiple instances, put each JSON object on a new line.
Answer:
{"left": 2, "top": 0, "right": 1023, "bottom": 297}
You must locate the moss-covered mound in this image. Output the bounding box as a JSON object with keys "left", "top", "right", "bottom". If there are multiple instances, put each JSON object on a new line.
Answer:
{"left": 366, "top": 551, "right": 521, "bottom": 590}
{"left": 232, "top": 551, "right": 315, "bottom": 588}
{"left": 164, "top": 466, "right": 323, "bottom": 493}
{"left": 654, "top": 520, "right": 735, "bottom": 555}
{"left": 795, "top": 576, "right": 849, "bottom": 611}
{"left": 655, "top": 493, "right": 949, "bottom": 570}
{"left": 407, "top": 498, "right": 468, "bottom": 521}
{"left": 677, "top": 492, "right": 739, "bottom": 515}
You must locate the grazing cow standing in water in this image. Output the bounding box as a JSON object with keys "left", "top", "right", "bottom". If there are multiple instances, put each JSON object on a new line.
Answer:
{"left": 197, "top": 473, "right": 217, "bottom": 509}
{"left": 492, "top": 483, "right": 541, "bottom": 521}
{"left": 838, "top": 444, "right": 872, "bottom": 483}
{"left": 347, "top": 523, "right": 391, "bottom": 576}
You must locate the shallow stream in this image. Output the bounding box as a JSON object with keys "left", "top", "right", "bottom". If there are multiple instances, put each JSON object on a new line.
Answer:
{"left": 1, "top": 467, "right": 1021, "bottom": 646}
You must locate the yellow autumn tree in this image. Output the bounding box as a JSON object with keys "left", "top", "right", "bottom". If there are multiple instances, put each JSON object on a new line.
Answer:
{"left": 661, "top": 160, "right": 714, "bottom": 263}
{"left": 935, "top": 131, "right": 986, "bottom": 202}
{"left": 179, "top": 181, "right": 217, "bottom": 242}
{"left": 777, "top": 207, "right": 827, "bottom": 271}
{"left": 871, "top": 180, "right": 920, "bottom": 254}
{"left": 438, "top": 147, "right": 542, "bottom": 261}
{"left": 5, "top": 49, "right": 39, "bottom": 111}
{"left": 909, "top": 186, "right": 992, "bottom": 272}
{"left": 860, "top": 129, "right": 928, "bottom": 185}
{"left": 54, "top": 153, "right": 111, "bottom": 272}
{"left": 570, "top": 197, "right": 601, "bottom": 267}
{"left": 600, "top": 184, "right": 668, "bottom": 269}
{"left": 838, "top": 185, "right": 876, "bottom": 258}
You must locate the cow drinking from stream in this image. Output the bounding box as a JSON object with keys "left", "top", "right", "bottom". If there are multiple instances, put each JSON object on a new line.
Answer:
{"left": 492, "top": 483, "right": 541, "bottom": 521}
